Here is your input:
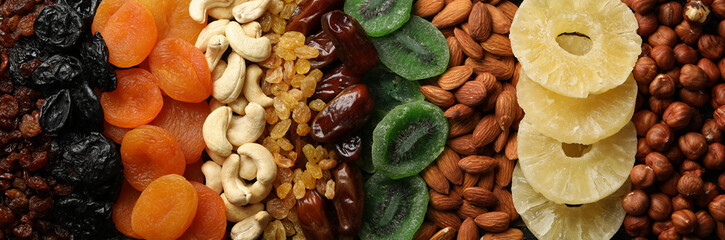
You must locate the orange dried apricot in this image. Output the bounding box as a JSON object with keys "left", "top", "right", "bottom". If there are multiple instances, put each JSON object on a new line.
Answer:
{"left": 183, "top": 161, "right": 205, "bottom": 183}
{"left": 101, "top": 68, "right": 164, "bottom": 128}
{"left": 148, "top": 38, "right": 212, "bottom": 103}
{"left": 112, "top": 180, "right": 142, "bottom": 239}
{"left": 150, "top": 96, "right": 209, "bottom": 164}
{"left": 131, "top": 174, "right": 198, "bottom": 240}
{"left": 121, "top": 125, "right": 185, "bottom": 191}
{"left": 103, "top": 121, "right": 131, "bottom": 144}
{"left": 92, "top": 0, "right": 157, "bottom": 68}
{"left": 138, "top": 0, "right": 206, "bottom": 44}
{"left": 178, "top": 182, "right": 227, "bottom": 240}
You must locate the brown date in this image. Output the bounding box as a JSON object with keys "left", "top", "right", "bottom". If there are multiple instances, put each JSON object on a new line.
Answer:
{"left": 311, "top": 84, "right": 375, "bottom": 142}
{"left": 307, "top": 30, "right": 338, "bottom": 69}
{"left": 286, "top": 0, "right": 344, "bottom": 35}
{"left": 332, "top": 163, "right": 364, "bottom": 236}
{"left": 313, "top": 64, "right": 361, "bottom": 102}
{"left": 321, "top": 10, "right": 378, "bottom": 75}
{"left": 334, "top": 134, "right": 361, "bottom": 163}
{"left": 297, "top": 190, "right": 336, "bottom": 240}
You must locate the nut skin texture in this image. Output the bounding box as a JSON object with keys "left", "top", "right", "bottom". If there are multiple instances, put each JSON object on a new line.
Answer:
{"left": 637, "top": 138, "right": 654, "bottom": 161}
{"left": 665, "top": 146, "right": 685, "bottom": 167}
{"left": 702, "top": 119, "right": 722, "bottom": 143}
{"left": 637, "top": 12, "right": 660, "bottom": 36}
{"left": 672, "top": 209, "right": 697, "bottom": 235}
{"left": 696, "top": 182, "right": 719, "bottom": 208}
{"left": 659, "top": 2, "right": 684, "bottom": 26}
{"left": 675, "top": 20, "right": 703, "bottom": 45}
{"left": 649, "top": 193, "right": 673, "bottom": 221}
{"left": 678, "top": 132, "right": 708, "bottom": 160}
{"left": 649, "top": 25, "right": 678, "bottom": 47}
{"left": 651, "top": 45, "right": 676, "bottom": 70}
{"left": 714, "top": 105, "right": 725, "bottom": 130}
{"left": 672, "top": 195, "right": 695, "bottom": 211}
{"left": 715, "top": 0, "right": 725, "bottom": 17}
{"left": 698, "top": 58, "right": 720, "bottom": 87}
{"left": 709, "top": 195, "right": 725, "bottom": 221}
{"left": 650, "top": 97, "right": 674, "bottom": 116}
{"left": 674, "top": 43, "right": 699, "bottom": 65}
{"left": 695, "top": 210, "right": 715, "bottom": 238}
{"left": 680, "top": 64, "right": 709, "bottom": 91}
{"left": 633, "top": 110, "right": 659, "bottom": 136}
{"left": 660, "top": 172, "right": 682, "bottom": 196}
{"left": 659, "top": 227, "right": 681, "bottom": 240}
{"left": 684, "top": 0, "right": 712, "bottom": 24}
{"left": 647, "top": 123, "right": 675, "bottom": 152}
{"left": 635, "top": 57, "right": 659, "bottom": 88}
{"left": 623, "top": 190, "right": 650, "bottom": 215}
{"left": 624, "top": 214, "right": 652, "bottom": 237}
{"left": 663, "top": 102, "right": 694, "bottom": 129}
{"left": 677, "top": 174, "right": 704, "bottom": 197}
{"left": 646, "top": 152, "right": 675, "bottom": 181}
{"left": 651, "top": 73, "right": 676, "bottom": 98}
{"left": 653, "top": 220, "right": 674, "bottom": 236}
{"left": 679, "top": 89, "right": 710, "bottom": 108}
{"left": 632, "top": 0, "right": 657, "bottom": 13}
{"left": 703, "top": 142, "right": 725, "bottom": 170}
{"left": 713, "top": 84, "right": 725, "bottom": 107}
{"left": 699, "top": 34, "right": 725, "bottom": 60}
{"left": 631, "top": 164, "right": 656, "bottom": 188}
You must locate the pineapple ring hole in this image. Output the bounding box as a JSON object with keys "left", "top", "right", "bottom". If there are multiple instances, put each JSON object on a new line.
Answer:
{"left": 561, "top": 143, "right": 592, "bottom": 158}
{"left": 555, "top": 32, "right": 593, "bottom": 56}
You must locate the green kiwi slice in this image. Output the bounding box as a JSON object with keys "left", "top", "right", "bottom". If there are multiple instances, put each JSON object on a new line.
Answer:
{"left": 358, "top": 109, "right": 385, "bottom": 173}
{"left": 360, "top": 172, "right": 428, "bottom": 240}
{"left": 364, "top": 65, "right": 425, "bottom": 113}
{"left": 372, "top": 101, "right": 448, "bottom": 179}
{"left": 343, "top": 0, "right": 412, "bottom": 37}
{"left": 371, "top": 16, "right": 449, "bottom": 81}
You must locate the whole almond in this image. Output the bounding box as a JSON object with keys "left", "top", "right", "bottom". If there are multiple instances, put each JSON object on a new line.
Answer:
{"left": 427, "top": 209, "right": 463, "bottom": 229}
{"left": 430, "top": 227, "right": 456, "bottom": 240}
{"left": 449, "top": 134, "right": 479, "bottom": 155}
{"left": 482, "top": 228, "right": 524, "bottom": 240}
{"left": 457, "top": 200, "right": 489, "bottom": 219}
{"left": 447, "top": 36, "right": 465, "bottom": 67}
{"left": 455, "top": 28, "right": 484, "bottom": 60}
{"left": 420, "top": 85, "right": 456, "bottom": 107}
{"left": 478, "top": 172, "right": 496, "bottom": 190}
{"left": 422, "top": 165, "right": 450, "bottom": 194}
{"left": 484, "top": 3, "right": 511, "bottom": 34}
{"left": 459, "top": 155, "right": 498, "bottom": 173}
{"left": 412, "top": 222, "right": 438, "bottom": 240}
{"left": 494, "top": 128, "right": 509, "bottom": 152}
{"left": 473, "top": 115, "right": 502, "bottom": 147}
{"left": 458, "top": 218, "right": 479, "bottom": 240}
{"left": 449, "top": 113, "right": 481, "bottom": 138}
{"left": 495, "top": 154, "right": 515, "bottom": 187}
{"left": 432, "top": 0, "right": 473, "bottom": 28}
{"left": 482, "top": 34, "right": 514, "bottom": 57}
{"left": 444, "top": 104, "right": 475, "bottom": 120}
{"left": 437, "top": 147, "right": 464, "bottom": 185}
{"left": 430, "top": 190, "right": 463, "bottom": 211}
{"left": 412, "top": 0, "right": 445, "bottom": 18}
{"left": 476, "top": 72, "right": 498, "bottom": 92}
{"left": 455, "top": 81, "right": 488, "bottom": 106}
{"left": 466, "top": 54, "right": 516, "bottom": 80}
{"left": 461, "top": 172, "right": 481, "bottom": 189}
{"left": 496, "top": 90, "right": 517, "bottom": 130}
{"left": 439, "top": 65, "right": 474, "bottom": 90}
{"left": 483, "top": 82, "right": 502, "bottom": 112}
{"left": 463, "top": 187, "right": 498, "bottom": 207}
{"left": 493, "top": 187, "right": 519, "bottom": 221}
{"left": 497, "top": 1, "right": 518, "bottom": 20}
{"left": 469, "top": 2, "right": 492, "bottom": 42}
{"left": 504, "top": 132, "right": 518, "bottom": 160}
{"left": 475, "top": 211, "right": 510, "bottom": 232}
{"left": 511, "top": 62, "right": 522, "bottom": 86}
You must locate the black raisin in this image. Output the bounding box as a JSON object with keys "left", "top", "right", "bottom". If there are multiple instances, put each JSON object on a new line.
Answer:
{"left": 7, "top": 37, "right": 53, "bottom": 85}
{"left": 80, "top": 33, "right": 116, "bottom": 92}
{"left": 50, "top": 132, "right": 121, "bottom": 188}
{"left": 33, "top": 4, "right": 83, "bottom": 48}
{"left": 31, "top": 54, "right": 82, "bottom": 89}
{"left": 69, "top": 82, "right": 103, "bottom": 132}
{"left": 39, "top": 89, "right": 71, "bottom": 134}
{"left": 60, "top": 0, "right": 102, "bottom": 23}
{"left": 53, "top": 193, "right": 116, "bottom": 240}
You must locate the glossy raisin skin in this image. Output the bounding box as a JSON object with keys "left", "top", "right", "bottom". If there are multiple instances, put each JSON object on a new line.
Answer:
{"left": 314, "top": 64, "right": 361, "bottom": 102}
{"left": 39, "top": 89, "right": 71, "bottom": 134}
{"left": 321, "top": 10, "right": 378, "bottom": 75}
{"left": 334, "top": 134, "right": 361, "bottom": 163}
{"left": 50, "top": 132, "right": 121, "bottom": 189}
{"left": 332, "top": 163, "right": 364, "bottom": 236}
{"left": 286, "top": 0, "right": 344, "bottom": 36}
{"left": 8, "top": 37, "right": 53, "bottom": 85}
{"left": 310, "top": 84, "right": 375, "bottom": 142}
{"left": 60, "top": 0, "right": 102, "bottom": 23}
{"left": 31, "top": 54, "right": 82, "bottom": 89}
{"left": 33, "top": 4, "right": 82, "bottom": 48}
{"left": 306, "top": 30, "right": 337, "bottom": 69}
{"left": 80, "top": 33, "right": 116, "bottom": 92}
{"left": 297, "top": 190, "right": 336, "bottom": 240}
{"left": 69, "top": 82, "right": 103, "bottom": 132}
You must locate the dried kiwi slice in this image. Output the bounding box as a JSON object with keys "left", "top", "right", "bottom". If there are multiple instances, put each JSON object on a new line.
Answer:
{"left": 372, "top": 101, "right": 448, "bottom": 179}
{"left": 359, "top": 110, "right": 385, "bottom": 173}
{"left": 360, "top": 172, "right": 428, "bottom": 240}
{"left": 364, "top": 65, "right": 424, "bottom": 112}
{"left": 343, "top": 0, "right": 412, "bottom": 37}
{"left": 371, "top": 16, "right": 449, "bottom": 80}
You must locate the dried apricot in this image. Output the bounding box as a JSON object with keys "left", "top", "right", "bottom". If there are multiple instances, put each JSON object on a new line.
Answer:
{"left": 148, "top": 38, "right": 212, "bottom": 103}
{"left": 92, "top": 0, "right": 157, "bottom": 68}
{"left": 121, "top": 125, "right": 185, "bottom": 191}
{"left": 178, "top": 182, "right": 227, "bottom": 240}
{"left": 138, "top": 0, "right": 206, "bottom": 44}
{"left": 103, "top": 121, "right": 131, "bottom": 144}
{"left": 183, "top": 161, "right": 205, "bottom": 183}
{"left": 150, "top": 96, "right": 209, "bottom": 164}
{"left": 131, "top": 174, "right": 198, "bottom": 240}
{"left": 101, "top": 68, "right": 163, "bottom": 128}
{"left": 112, "top": 180, "right": 142, "bottom": 239}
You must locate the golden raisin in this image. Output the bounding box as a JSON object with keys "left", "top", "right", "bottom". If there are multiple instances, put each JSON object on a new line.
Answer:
{"left": 308, "top": 69, "right": 323, "bottom": 82}
{"left": 271, "top": 15, "right": 287, "bottom": 34}
{"left": 267, "top": 198, "right": 288, "bottom": 219}
{"left": 296, "top": 123, "right": 310, "bottom": 136}
{"left": 265, "top": 107, "right": 279, "bottom": 125}
{"left": 271, "top": 82, "right": 290, "bottom": 96}
{"left": 292, "top": 102, "right": 311, "bottom": 124}
{"left": 318, "top": 159, "right": 337, "bottom": 170}
{"left": 300, "top": 76, "right": 316, "bottom": 98}
{"left": 264, "top": 136, "right": 282, "bottom": 153}
{"left": 292, "top": 182, "right": 305, "bottom": 199}
{"left": 302, "top": 144, "right": 317, "bottom": 163}
{"left": 306, "top": 162, "right": 323, "bottom": 179}
{"left": 274, "top": 152, "right": 294, "bottom": 168}
{"left": 324, "top": 180, "right": 335, "bottom": 199}
{"left": 265, "top": 67, "right": 284, "bottom": 84}
{"left": 290, "top": 74, "right": 305, "bottom": 88}
{"left": 295, "top": 59, "right": 311, "bottom": 74}
{"left": 308, "top": 99, "right": 325, "bottom": 111}
{"left": 277, "top": 138, "right": 294, "bottom": 151}
{"left": 301, "top": 171, "right": 315, "bottom": 189}
{"left": 294, "top": 46, "right": 319, "bottom": 59}
{"left": 280, "top": 3, "right": 296, "bottom": 19}
{"left": 270, "top": 119, "right": 292, "bottom": 139}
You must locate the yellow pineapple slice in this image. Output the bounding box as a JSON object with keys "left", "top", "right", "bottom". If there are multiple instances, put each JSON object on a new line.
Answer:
{"left": 516, "top": 70, "right": 637, "bottom": 145}
{"left": 517, "top": 118, "right": 636, "bottom": 204}
{"left": 510, "top": 0, "right": 641, "bottom": 98}
{"left": 512, "top": 164, "right": 629, "bottom": 240}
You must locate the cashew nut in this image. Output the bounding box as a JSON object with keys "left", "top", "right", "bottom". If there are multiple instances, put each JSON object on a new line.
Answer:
{"left": 226, "top": 21, "right": 271, "bottom": 62}
{"left": 227, "top": 103, "right": 266, "bottom": 147}
{"left": 189, "top": 0, "right": 233, "bottom": 24}
{"left": 238, "top": 154, "right": 257, "bottom": 181}
{"left": 213, "top": 52, "right": 246, "bottom": 103}
{"left": 221, "top": 193, "right": 265, "bottom": 222}
{"left": 232, "top": 0, "right": 271, "bottom": 23}
{"left": 228, "top": 95, "right": 249, "bottom": 115}
{"left": 241, "top": 21, "right": 262, "bottom": 38}
{"left": 207, "top": 147, "right": 228, "bottom": 165}
{"left": 212, "top": 59, "right": 227, "bottom": 82}
{"left": 221, "top": 143, "right": 276, "bottom": 205}
{"left": 205, "top": 35, "right": 229, "bottom": 71}
{"left": 208, "top": 0, "right": 248, "bottom": 20}
{"left": 203, "top": 106, "right": 234, "bottom": 157}
{"left": 242, "top": 64, "right": 273, "bottom": 107}
{"left": 196, "top": 19, "right": 230, "bottom": 51}
{"left": 201, "top": 161, "right": 223, "bottom": 193}
{"left": 230, "top": 211, "right": 272, "bottom": 240}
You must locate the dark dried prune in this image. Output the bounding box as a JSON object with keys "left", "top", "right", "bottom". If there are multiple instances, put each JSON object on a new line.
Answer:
{"left": 34, "top": 4, "right": 83, "bottom": 48}
{"left": 8, "top": 37, "right": 52, "bottom": 85}
{"left": 69, "top": 82, "right": 103, "bottom": 132}
{"left": 39, "top": 89, "right": 71, "bottom": 134}
{"left": 53, "top": 193, "right": 116, "bottom": 240}
{"left": 50, "top": 132, "right": 121, "bottom": 189}
{"left": 80, "top": 33, "right": 116, "bottom": 92}
{"left": 60, "top": 0, "right": 102, "bottom": 22}
{"left": 31, "top": 54, "right": 82, "bottom": 88}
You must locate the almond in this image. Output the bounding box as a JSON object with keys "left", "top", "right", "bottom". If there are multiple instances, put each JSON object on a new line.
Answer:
{"left": 436, "top": 147, "right": 464, "bottom": 185}
{"left": 475, "top": 211, "right": 510, "bottom": 233}
{"left": 455, "top": 81, "right": 488, "bottom": 106}
{"left": 432, "top": 0, "right": 473, "bottom": 28}
{"left": 412, "top": 0, "right": 445, "bottom": 18}
{"left": 454, "top": 27, "right": 484, "bottom": 60}
{"left": 504, "top": 132, "right": 518, "bottom": 160}
{"left": 439, "top": 65, "right": 474, "bottom": 90}
{"left": 448, "top": 134, "right": 480, "bottom": 155}
{"left": 481, "top": 34, "right": 514, "bottom": 57}
{"left": 494, "top": 154, "right": 514, "bottom": 187}
{"left": 475, "top": 72, "right": 498, "bottom": 92}
{"left": 412, "top": 222, "right": 438, "bottom": 240}
{"left": 459, "top": 155, "right": 498, "bottom": 174}
{"left": 469, "top": 2, "right": 492, "bottom": 42}
{"left": 458, "top": 218, "right": 479, "bottom": 240}
{"left": 449, "top": 113, "right": 481, "bottom": 138}
{"left": 494, "top": 128, "right": 509, "bottom": 153}
{"left": 430, "top": 227, "right": 456, "bottom": 240}
{"left": 473, "top": 115, "right": 502, "bottom": 147}
{"left": 427, "top": 209, "right": 462, "bottom": 229}
{"left": 484, "top": 3, "right": 511, "bottom": 34}
{"left": 511, "top": 62, "right": 522, "bottom": 86}
{"left": 493, "top": 187, "right": 519, "bottom": 221}
{"left": 461, "top": 172, "right": 480, "bottom": 189}
{"left": 495, "top": 90, "right": 517, "bottom": 130}
{"left": 463, "top": 187, "right": 498, "bottom": 207}
{"left": 483, "top": 82, "right": 502, "bottom": 112}
{"left": 423, "top": 165, "right": 451, "bottom": 194}
{"left": 444, "top": 104, "right": 475, "bottom": 120}
{"left": 496, "top": 1, "right": 518, "bottom": 20}
{"left": 420, "top": 85, "right": 456, "bottom": 107}
{"left": 457, "top": 200, "right": 488, "bottom": 219}
{"left": 482, "top": 228, "right": 524, "bottom": 240}
{"left": 430, "top": 190, "right": 463, "bottom": 211}
{"left": 447, "top": 36, "right": 465, "bottom": 67}
{"left": 477, "top": 172, "right": 496, "bottom": 190}
{"left": 466, "top": 54, "right": 516, "bottom": 80}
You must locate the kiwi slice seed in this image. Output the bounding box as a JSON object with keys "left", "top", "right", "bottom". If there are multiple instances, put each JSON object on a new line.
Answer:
{"left": 343, "top": 0, "right": 413, "bottom": 37}
{"left": 360, "top": 172, "right": 428, "bottom": 240}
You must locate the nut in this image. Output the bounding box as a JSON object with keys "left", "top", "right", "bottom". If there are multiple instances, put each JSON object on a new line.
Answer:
{"left": 456, "top": 200, "right": 487, "bottom": 219}
{"left": 649, "top": 96, "right": 673, "bottom": 116}
{"left": 481, "top": 34, "right": 513, "bottom": 57}
{"left": 660, "top": 172, "right": 682, "bottom": 196}
{"left": 455, "top": 28, "right": 484, "bottom": 60}
{"left": 422, "top": 165, "right": 450, "bottom": 194}
{"left": 204, "top": 106, "right": 234, "bottom": 157}
{"left": 230, "top": 211, "right": 272, "bottom": 240}
{"left": 675, "top": 20, "right": 703, "bottom": 45}
{"left": 462, "top": 187, "right": 498, "bottom": 207}
{"left": 438, "top": 65, "right": 474, "bottom": 90}
{"left": 427, "top": 209, "right": 462, "bottom": 229}
{"left": 649, "top": 74, "right": 676, "bottom": 98}
{"left": 649, "top": 25, "right": 677, "bottom": 47}
{"left": 672, "top": 209, "right": 697, "bottom": 235}
{"left": 653, "top": 220, "right": 674, "bottom": 236}
{"left": 714, "top": 84, "right": 725, "bottom": 107}
{"left": 484, "top": 3, "right": 510, "bottom": 34}
{"left": 698, "top": 58, "right": 720, "bottom": 87}
{"left": 631, "top": 0, "right": 657, "bottom": 13}
{"left": 420, "top": 85, "right": 456, "bottom": 108}
{"left": 631, "top": 164, "right": 656, "bottom": 188}
{"left": 715, "top": 0, "right": 725, "bottom": 16}
{"left": 447, "top": 36, "right": 465, "bottom": 68}
{"left": 680, "top": 160, "right": 704, "bottom": 177}
{"left": 702, "top": 119, "right": 722, "bottom": 143}
{"left": 227, "top": 103, "right": 266, "bottom": 147}
{"left": 679, "top": 88, "right": 709, "bottom": 108}
{"left": 659, "top": 227, "right": 680, "bottom": 240}
{"left": 684, "top": 0, "right": 711, "bottom": 24}
{"left": 703, "top": 142, "right": 725, "bottom": 170}
{"left": 714, "top": 105, "right": 725, "bottom": 130}
{"left": 663, "top": 102, "right": 694, "bottom": 129}
{"left": 647, "top": 123, "right": 675, "bottom": 151}
{"left": 455, "top": 81, "right": 487, "bottom": 106}
{"left": 412, "top": 0, "right": 444, "bottom": 18}
{"left": 458, "top": 155, "right": 497, "bottom": 174}
{"left": 469, "top": 2, "right": 492, "bottom": 42}
{"left": 650, "top": 45, "right": 676, "bottom": 70}
{"left": 648, "top": 193, "right": 673, "bottom": 221}
{"left": 695, "top": 210, "right": 716, "bottom": 238}
{"left": 429, "top": 227, "right": 456, "bottom": 240}
{"left": 678, "top": 132, "right": 708, "bottom": 160}
{"left": 637, "top": 138, "right": 653, "bottom": 161}
{"left": 699, "top": 34, "right": 725, "bottom": 60}
{"left": 213, "top": 52, "right": 246, "bottom": 103}
{"left": 673, "top": 43, "right": 699, "bottom": 65}
{"left": 634, "top": 57, "right": 659, "bottom": 87}
{"left": 432, "top": 0, "right": 473, "bottom": 28}
{"left": 696, "top": 182, "right": 719, "bottom": 208}
{"left": 232, "top": 0, "right": 271, "bottom": 23}
{"left": 658, "top": 1, "right": 683, "bottom": 26}
{"left": 222, "top": 143, "right": 276, "bottom": 205}
{"left": 473, "top": 115, "right": 501, "bottom": 147}
{"left": 677, "top": 174, "right": 704, "bottom": 197}
{"left": 672, "top": 195, "right": 694, "bottom": 211}
{"left": 646, "top": 152, "right": 674, "bottom": 181}
{"left": 709, "top": 195, "right": 725, "bottom": 221}
{"left": 481, "top": 228, "right": 523, "bottom": 240}
{"left": 436, "top": 148, "right": 464, "bottom": 185}
{"left": 624, "top": 214, "right": 651, "bottom": 237}
{"left": 430, "top": 190, "right": 463, "bottom": 211}
{"left": 445, "top": 104, "right": 475, "bottom": 120}
{"left": 679, "top": 64, "right": 708, "bottom": 91}
{"left": 495, "top": 90, "right": 516, "bottom": 130}
{"left": 189, "top": 0, "right": 233, "bottom": 24}
{"left": 201, "top": 161, "right": 223, "bottom": 193}
{"left": 457, "top": 218, "right": 478, "bottom": 240}
{"left": 226, "top": 22, "right": 272, "bottom": 62}
{"left": 474, "top": 211, "right": 510, "bottom": 233}
{"left": 622, "top": 190, "right": 650, "bottom": 215}
{"left": 636, "top": 12, "right": 659, "bottom": 36}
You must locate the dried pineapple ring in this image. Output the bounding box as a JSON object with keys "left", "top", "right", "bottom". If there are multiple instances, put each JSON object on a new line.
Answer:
{"left": 510, "top": 0, "right": 641, "bottom": 98}
{"left": 516, "top": 70, "right": 637, "bottom": 145}
{"left": 517, "top": 118, "right": 636, "bottom": 204}
{"left": 512, "top": 165, "right": 628, "bottom": 240}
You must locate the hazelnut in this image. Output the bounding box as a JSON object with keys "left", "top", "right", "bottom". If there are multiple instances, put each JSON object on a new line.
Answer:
{"left": 720, "top": 221, "right": 725, "bottom": 240}
{"left": 649, "top": 25, "right": 678, "bottom": 47}
{"left": 624, "top": 214, "right": 651, "bottom": 237}
{"left": 637, "top": 138, "right": 653, "bottom": 161}
{"left": 623, "top": 190, "right": 650, "bottom": 215}
{"left": 719, "top": 20, "right": 725, "bottom": 38}
{"left": 672, "top": 195, "right": 695, "bottom": 211}
{"left": 634, "top": 57, "right": 659, "bottom": 86}
{"left": 709, "top": 195, "right": 725, "bottom": 221}
{"left": 697, "top": 58, "right": 720, "bottom": 87}
{"left": 695, "top": 182, "right": 718, "bottom": 208}
{"left": 701, "top": 119, "right": 722, "bottom": 143}
{"left": 636, "top": 92, "right": 645, "bottom": 110}
{"left": 649, "top": 193, "right": 673, "bottom": 221}
{"left": 679, "top": 64, "right": 708, "bottom": 91}
{"left": 651, "top": 45, "right": 676, "bottom": 70}
{"left": 658, "top": 2, "right": 683, "bottom": 26}
{"left": 685, "top": 113, "right": 704, "bottom": 133}
{"left": 698, "top": 34, "right": 725, "bottom": 60}
{"left": 679, "top": 89, "right": 710, "bottom": 108}
{"left": 646, "top": 152, "right": 674, "bottom": 181}
{"left": 675, "top": 20, "right": 704, "bottom": 45}
{"left": 703, "top": 142, "right": 725, "bottom": 170}
{"left": 647, "top": 123, "right": 675, "bottom": 151}
{"left": 660, "top": 172, "right": 682, "bottom": 196}
{"left": 665, "top": 146, "right": 685, "bottom": 167}
{"left": 653, "top": 220, "right": 674, "bottom": 236}
{"left": 713, "top": 0, "right": 725, "bottom": 17}
{"left": 663, "top": 102, "right": 694, "bottom": 129}
{"left": 659, "top": 226, "right": 681, "bottom": 240}
{"left": 677, "top": 174, "right": 704, "bottom": 197}
{"left": 631, "top": 0, "right": 657, "bottom": 13}
{"left": 694, "top": 210, "right": 715, "bottom": 238}
{"left": 719, "top": 172, "right": 725, "bottom": 191}
{"left": 720, "top": 59, "right": 725, "bottom": 81}
{"left": 642, "top": 44, "right": 653, "bottom": 59}
{"left": 631, "top": 164, "right": 656, "bottom": 188}
{"left": 684, "top": 0, "right": 711, "bottom": 24}
{"left": 713, "top": 105, "right": 725, "bottom": 130}
{"left": 666, "top": 67, "right": 680, "bottom": 82}
{"left": 633, "top": 110, "right": 659, "bottom": 136}
{"left": 673, "top": 43, "right": 699, "bottom": 65}
{"left": 678, "top": 132, "right": 708, "bottom": 159}
{"left": 711, "top": 84, "right": 725, "bottom": 107}
{"left": 680, "top": 160, "right": 704, "bottom": 177}
{"left": 636, "top": 12, "right": 660, "bottom": 36}
{"left": 650, "top": 97, "right": 674, "bottom": 116}
{"left": 672, "top": 209, "right": 698, "bottom": 235}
